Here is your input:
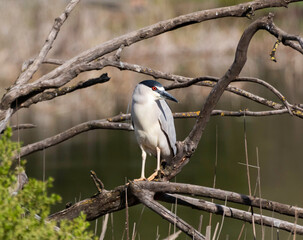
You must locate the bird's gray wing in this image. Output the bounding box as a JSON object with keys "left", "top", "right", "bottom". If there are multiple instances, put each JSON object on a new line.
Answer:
{"left": 157, "top": 100, "right": 177, "bottom": 155}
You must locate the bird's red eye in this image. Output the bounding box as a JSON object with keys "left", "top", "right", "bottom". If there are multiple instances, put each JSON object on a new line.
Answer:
{"left": 152, "top": 86, "right": 157, "bottom": 91}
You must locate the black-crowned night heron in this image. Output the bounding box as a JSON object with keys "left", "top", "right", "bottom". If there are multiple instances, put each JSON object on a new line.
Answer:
{"left": 131, "top": 80, "right": 178, "bottom": 180}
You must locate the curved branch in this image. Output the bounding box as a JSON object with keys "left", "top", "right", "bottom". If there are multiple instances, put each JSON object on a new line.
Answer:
{"left": 160, "top": 14, "right": 277, "bottom": 181}
{"left": 188, "top": 14, "right": 273, "bottom": 144}
{"left": 15, "top": 120, "right": 133, "bottom": 160}
{"left": 232, "top": 77, "right": 294, "bottom": 114}
{"left": 268, "top": 21, "right": 303, "bottom": 53}
{"left": 129, "top": 183, "right": 206, "bottom": 240}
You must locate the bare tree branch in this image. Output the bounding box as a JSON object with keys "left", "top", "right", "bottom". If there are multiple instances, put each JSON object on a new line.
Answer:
{"left": 182, "top": 109, "right": 292, "bottom": 118}
{"left": 161, "top": 12, "right": 303, "bottom": 181}
{"left": 129, "top": 182, "right": 206, "bottom": 240}
{"left": 161, "top": 14, "right": 276, "bottom": 181}
{"left": 18, "top": 0, "right": 80, "bottom": 84}
{"left": 22, "top": 58, "right": 65, "bottom": 68}
{"left": 10, "top": 124, "right": 36, "bottom": 132}
{"left": 137, "top": 181, "right": 303, "bottom": 218}
{"left": 19, "top": 73, "right": 110, "bottom": 109}
{"left": 15, "top": 120, "right": 133, "bottom": 160}
{"left": 267, "top": 21, "right": 303, "bottom": 53}
{"left": 160, "top": 193, "right": 303, "bottom": 235}
{"left": 188, "top": 14, "right": 269, "bottom": 144}
{"left": 48, "top": 180, "right": 303, "bottom": 236}
{"left": 105, "top": 59, "right": 303, "bottom": 117}
{"left": 232, "top": 77, "right": 295, "bottom": 115}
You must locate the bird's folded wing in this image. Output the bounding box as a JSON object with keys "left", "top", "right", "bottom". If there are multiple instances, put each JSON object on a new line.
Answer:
{"left": 157, "top": 100, "right": 177, "bottom": 155}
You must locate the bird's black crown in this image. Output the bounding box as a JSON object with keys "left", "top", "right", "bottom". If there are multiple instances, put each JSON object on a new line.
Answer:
{"left": 139, "top": 80, "right": 163, "bottom": 89}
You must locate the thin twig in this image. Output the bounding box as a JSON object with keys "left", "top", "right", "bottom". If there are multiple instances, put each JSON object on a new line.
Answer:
{"left": 131, "top": 222, "right": 136, "bottom": 240}
{"left": 212, "top": 222, "right": 219, "bottom": 240}
{"left": 10, "top": 124, "right": 36, "bottom": 132}
{"left": 90, "top": 170, "right": 104, "bottom": 194}
{"left": 256, "top": 147, "right": 265, "bottom": 240}
{"left": 99, "top": 214, "right": 109, "bottom": 240}
{"left": 216, "top": 197, "right": 227, "bottom": 240}
{"left": 125, "top": 187, "right": 129, "bottom": 240}
{"left": 209, "top": 125, "right": 219, "bottom": 227}
{"left": 198, "top": 215, "right": 203, "bottom": 233}
{"left": 243, "top": 113, "right": 256, "bottom": 239}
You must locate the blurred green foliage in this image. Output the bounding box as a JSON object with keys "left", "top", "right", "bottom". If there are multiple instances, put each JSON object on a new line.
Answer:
{"left": 0, "top": 128, "right": 96, "bottom": 240}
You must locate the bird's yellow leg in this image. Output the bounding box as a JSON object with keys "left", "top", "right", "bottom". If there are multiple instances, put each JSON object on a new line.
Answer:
{"left": 147, "top": 172, "right": 158, "bottom": 181}
{"left": 147, "top": 147, "right": 162, "bottom": 181}
{"left": 156, "top": 147, "right": 161, "bottom": 172}
{"left": 134, "top": 146, "right": 147, "bottom": 181}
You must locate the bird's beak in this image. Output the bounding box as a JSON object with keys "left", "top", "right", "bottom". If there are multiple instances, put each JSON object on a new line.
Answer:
{"left": 161, "top": 91, "right": 178, "bottom": 103}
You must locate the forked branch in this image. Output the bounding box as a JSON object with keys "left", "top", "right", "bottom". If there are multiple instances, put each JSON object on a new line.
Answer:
{"left": 162, "top": 13, "right": 303, "bottom": 181}
{"left": 48, "top": 181, "right": 303, "bottom": 236}
{"left": 129, "top": 182, "right": 206, "bottom": 240}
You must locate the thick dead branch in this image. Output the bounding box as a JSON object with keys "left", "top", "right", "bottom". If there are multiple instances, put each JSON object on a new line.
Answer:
{"left": 49, "top": 181, "right": 303, "bottom": 236}
{"left": 129, "top": 182, "right": 206, "bottom": 240}
{"left": 160, "top": 12, "right": 303, "bottom": 181}
{"left": 48, "top": 184, "right": 137, "bottom": 222}
{"left": 188, "top": 14, "right": 270, "bottom": 144}
{"left": 161, "top": 14, "right": 276, "bottom": 181}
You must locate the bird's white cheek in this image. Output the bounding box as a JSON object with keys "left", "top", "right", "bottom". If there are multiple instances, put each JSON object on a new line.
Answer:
{"left": 148, "top": 91, "right": 160, "bottom": 100}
